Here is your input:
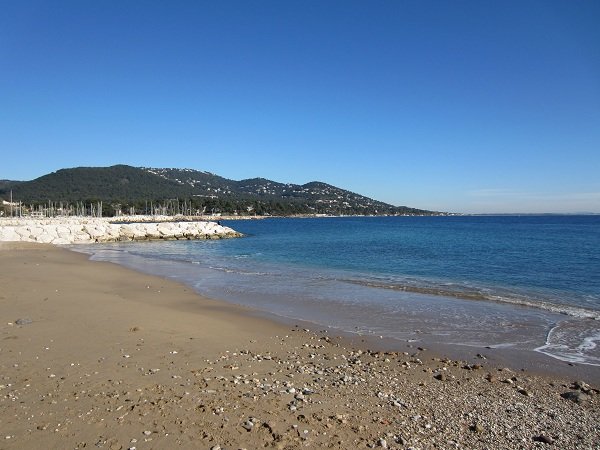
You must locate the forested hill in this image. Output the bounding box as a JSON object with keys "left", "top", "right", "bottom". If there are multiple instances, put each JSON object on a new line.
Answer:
{"left": 0, "top": 165, "right": 439, "bottom": 216}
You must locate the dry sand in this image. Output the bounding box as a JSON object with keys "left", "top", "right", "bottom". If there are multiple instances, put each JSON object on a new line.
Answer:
{"left": 0, "top": 243, "right": 598, "bottom": 449}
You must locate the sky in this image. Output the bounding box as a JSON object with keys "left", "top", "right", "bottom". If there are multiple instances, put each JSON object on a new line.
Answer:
{"left": 1, "top": 1, "right": 599, "bottom": 214}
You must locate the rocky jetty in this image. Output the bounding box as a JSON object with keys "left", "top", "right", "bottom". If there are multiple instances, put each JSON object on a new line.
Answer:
{"left": 0, "top": 217, "right": 241, "bottom": 244}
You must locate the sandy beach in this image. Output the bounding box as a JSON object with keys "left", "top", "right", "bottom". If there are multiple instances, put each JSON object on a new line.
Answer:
{"left": 1, "top": 243, "right": 598, "bottom": 449}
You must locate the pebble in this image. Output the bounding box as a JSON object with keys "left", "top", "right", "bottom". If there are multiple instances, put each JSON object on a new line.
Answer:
{"left": 15, "top": 318, "right": 32, "bottom": 325}
{"left": 561, "top": 391, "right": 590, "bottom": 404}
{"left": 471, "top": 423, "right": 484, "bottom": 433}
{"left": 1, "top": 311, "right": 598, "bottom": 450}
{"left": 517, "top": 388, "right": 532, "bottom": 397}
{"left": 533, "top": 435, "right": 554, "bottom": 444}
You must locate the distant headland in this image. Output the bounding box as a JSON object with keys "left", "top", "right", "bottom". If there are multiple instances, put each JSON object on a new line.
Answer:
{"left": 0, "top": 165, "right": 444, "bottom": 218}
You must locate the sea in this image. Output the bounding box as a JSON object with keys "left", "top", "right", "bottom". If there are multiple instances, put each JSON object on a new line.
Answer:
{"left": 76, "top": 215, "right": 600, "bottom": 367}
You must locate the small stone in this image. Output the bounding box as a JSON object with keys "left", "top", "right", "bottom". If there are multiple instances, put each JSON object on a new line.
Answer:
{"left": 572, "top": 380, "right": 595, "bottom": 394}
{"left": 242, "top": 421, "right": 254, "bottom": 431}
{"left": 561, "top": 391, "right": 590, "bottom": 404}
{"left": 142, "top": 431, "right": 152, "bottom": 436}
{"left": 211, "top": 446, "right": 222, "bottom": 450}
{"left": 471, "top": 423, "right": 484, "bottom": 433}
{"left": 434, "top": 373, "right": 446, "bottom": 381}
{"left": 15, "top": 318, "right": 32, "bottom": 325}
{"left": 378, "top": 438, "right": 388, "bottom": 448}
{"left": 533, "top": 435, "right": 554, "bottom": 444}
{"left": 517, "top": 388, "right": 532, "bottom": 397}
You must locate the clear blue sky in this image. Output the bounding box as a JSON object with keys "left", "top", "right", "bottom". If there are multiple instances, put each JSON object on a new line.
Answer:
{"left": 1, "top": 1, "right": 599, "bottom": 213}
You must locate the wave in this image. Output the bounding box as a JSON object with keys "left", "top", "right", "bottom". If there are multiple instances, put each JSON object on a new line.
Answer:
{"left": 535, "top": 324, "right": 600, "bottom": 366}
{"left": 208, "top": 265, "right": 270, "bottom": 276}
{"left": 189, "top": 256, "right": 600, "bottom": 321}
{"left": 76, "top": 241, "right": 600, "bottom": 367}
{"left": 343, "top": 278, "right": 600, "bottom": 320}
{"left": 89, "top": 245, "right": 600, "bottom": 322}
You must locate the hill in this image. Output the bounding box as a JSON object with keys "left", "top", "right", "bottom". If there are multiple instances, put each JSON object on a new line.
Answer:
{"left": 0, "top": 165, "right": 438, "bottom": 216}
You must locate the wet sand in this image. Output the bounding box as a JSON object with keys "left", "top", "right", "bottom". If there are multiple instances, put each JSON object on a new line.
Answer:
{"left": 1, "top": 243, "right": 598, "bottom": 449}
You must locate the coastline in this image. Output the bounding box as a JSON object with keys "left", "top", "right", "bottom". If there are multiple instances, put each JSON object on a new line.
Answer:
{"left": 1, "top": 243, "right": 598, "bottom": 449}
{"left": 76, "top": 237, "right": 600, "bottom": 381}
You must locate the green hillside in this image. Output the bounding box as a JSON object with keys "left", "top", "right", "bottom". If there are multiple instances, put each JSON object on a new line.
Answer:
{"left": 0, "top": 165, "right": 439, "bottom": 216}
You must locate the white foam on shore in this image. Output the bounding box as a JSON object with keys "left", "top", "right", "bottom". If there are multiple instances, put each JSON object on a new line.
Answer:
{"left": 535, "top": 322, "right": 600, "bottom": 366}
{"left": 346, "top": 277, "right": 600, "bottom": 321}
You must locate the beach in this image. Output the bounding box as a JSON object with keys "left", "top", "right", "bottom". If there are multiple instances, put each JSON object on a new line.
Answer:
{"left": 1, "top": 242, "right": 598, "bottom": 449}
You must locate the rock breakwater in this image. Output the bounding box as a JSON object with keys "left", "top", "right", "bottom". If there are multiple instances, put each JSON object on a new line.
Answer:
{"left": 0, "top": 218, "right": 241, "bottom": 245}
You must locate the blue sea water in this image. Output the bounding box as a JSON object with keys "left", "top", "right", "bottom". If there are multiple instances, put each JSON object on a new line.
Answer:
{"left": 78, "top": 215, "right": 600, "bottom": 366}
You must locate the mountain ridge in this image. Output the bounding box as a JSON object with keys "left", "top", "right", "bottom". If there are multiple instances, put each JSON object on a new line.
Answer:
{"left": 0, "top": 165, "right": 440, "bottom": 216}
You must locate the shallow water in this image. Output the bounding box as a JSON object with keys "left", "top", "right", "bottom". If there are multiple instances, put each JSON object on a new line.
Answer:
{"left": 76, "top": 215, "right": 600, "bottom": 366}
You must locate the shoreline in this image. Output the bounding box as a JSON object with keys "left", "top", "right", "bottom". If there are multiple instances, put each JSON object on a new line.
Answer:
{"left": 206, "top": 299, "right": 600, "bottom": 384}
{"left": 76, "top": 240, "right": 600, "bottom": 382}
{"left": 1, "top": 243, "right": 598, "bottom": 449}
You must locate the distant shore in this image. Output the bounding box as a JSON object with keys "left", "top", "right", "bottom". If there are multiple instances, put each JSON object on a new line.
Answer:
{"left": 0, "top": 242, "right": 598, "bottom": 449}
